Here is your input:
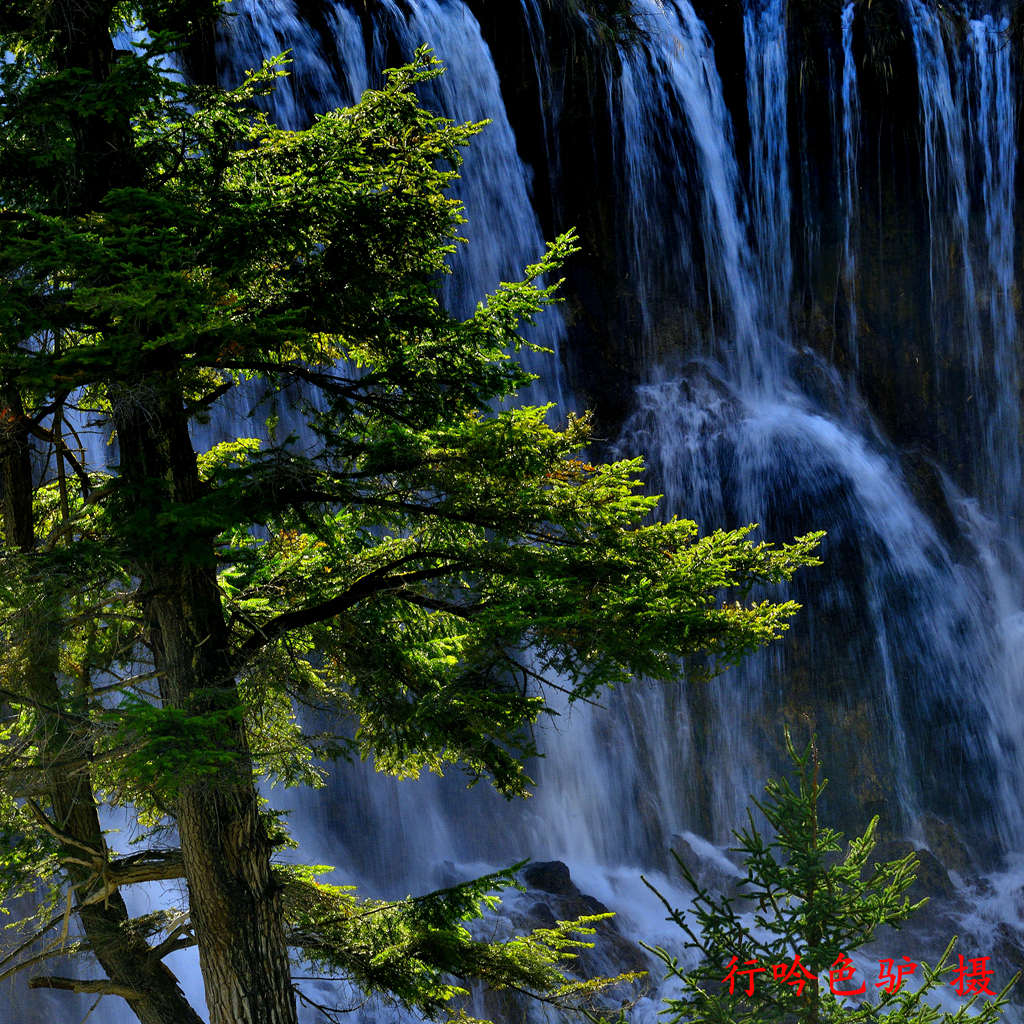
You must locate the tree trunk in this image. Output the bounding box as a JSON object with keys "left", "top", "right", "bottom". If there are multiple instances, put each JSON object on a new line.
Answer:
{"left": 112, "top": 380, "right": 299, "bottom": 1024}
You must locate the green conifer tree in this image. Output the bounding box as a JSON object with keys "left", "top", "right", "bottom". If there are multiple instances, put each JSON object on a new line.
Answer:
{"left": 0, "top": 3, "right": 820, "bottom": 1022}
{"left": 642, "top": 734, "right": 1017, "bottom": 1024}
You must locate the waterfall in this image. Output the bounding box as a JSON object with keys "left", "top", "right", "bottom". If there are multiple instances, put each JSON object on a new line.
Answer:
{"left": 744, "top": 0, "right": 792, "bottom": 337}
{"left": 606, "top": 0, "right": 1017, "bottom": 851}
{"left": 839, "top": 0, "right": 860, "bottom": 366}
{"left": 956, "top": 11, "right": 1024, "bottom": 876}
{"left": 906, "top": 0, "right": 977, "bottom": 354}
{"left": 19, "top": 0, "right": 1024, "bottom": 1020}
{"left": 905, "top": 0, "right": 1007, "bottom": 507}
{"left": 965, "top": 14, "right": 1021, "bottom": 523}
{"left": 902, "top": 1, "right": 1024, "bottom": 852}
{"left": 613, "top": 0, "right": 760, "bottom": 364}
{"left": 216, "top": 0, "right": 352, "bottom": 125}
{"left": 201, "top": 0, "right": 1024, "bottom": 989}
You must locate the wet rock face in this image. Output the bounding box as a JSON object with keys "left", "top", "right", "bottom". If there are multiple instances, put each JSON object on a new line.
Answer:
{"left": 464, "top": 860, "right": 651, "bottom": 1022}
{"left": 465, "top": 0, "right": 640, "bottom": 433}
{"left": 908, "top": 847, "right": 956, "bottom": 901}
{"left": 994, "top": 920, "right": 1024, "bottom": 982}
{"left": 921, "top": 813, "right": 975, "bottom": 875}
{"left": 521, "top": 859, "right": 580, "bottom": 895}
{"left": 445, "top": 859, "right": 654, "bottom": 1021}
{"left": 669, "top": 833, "right": 745, "bottom": 897}
{"left": 516, "top": 861, "right": 650, "bottom": 975}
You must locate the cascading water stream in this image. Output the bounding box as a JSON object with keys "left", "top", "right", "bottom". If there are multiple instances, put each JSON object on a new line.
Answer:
{"left": 520, "top": 0, "right": 563, "bottom": 222}
{"left": 608, "top": 0, "right": 947, "bottom": 848}
{"left": 965, "top": 14, "right": 1021, "bottom": 522}
{"left": 613, "top": 0, "right": 760, "bottom": 364}
{"left": 955, "top": 11, "right": 1024, "bottom": 867}
{"left": 744, "top": 0, "right": 792, "bottom": 344}
{"left": 904, "top": 0, "right": 1010, "bottom": 507}
{"left": 902, "top": 0, "right": 1024, "bottom": 848}
{"left": 613, "top": 0, "right": 1024, "bottom": 853}
{"left": 839, "top": 0, "right": 860, "bottom": 366}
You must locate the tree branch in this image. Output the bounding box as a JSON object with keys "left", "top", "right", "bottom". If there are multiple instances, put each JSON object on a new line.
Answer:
{"left": 23, "top": 418, "right": 93, "bottom": 495}
{"left": 233, "top": 562, "right": 465, "bottom": 665}
{"left": 25, "top": 799, "right": 105, "bottom": 861}
{"left": 28, "top": 976, "right": 142, "bottom": 999}
{"left": 185, "top": 380, "right": 235, "bottom": 415}
{"left": 148, "top": 919, "right": 195, "bottom": 962}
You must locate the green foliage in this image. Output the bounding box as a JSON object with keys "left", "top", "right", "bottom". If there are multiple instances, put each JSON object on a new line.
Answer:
{"left": 101, "top": 694, "right": 247, "bottom": 795}
{"left": 0, "top": 794, "right": 61, "bottom": 908}
{"left": 643, "top": 733, "right": 1017, "bottom": 1024}
{"left": 280, "top": 861, "right": 636, "bottom": 1021}
{"left": 0, "top": 3, "right": 820, "bottom": 1021}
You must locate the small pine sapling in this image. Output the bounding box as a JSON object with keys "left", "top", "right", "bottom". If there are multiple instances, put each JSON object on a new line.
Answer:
{"left": 642, "top": 732, "right": 1018, "bottom": 1024}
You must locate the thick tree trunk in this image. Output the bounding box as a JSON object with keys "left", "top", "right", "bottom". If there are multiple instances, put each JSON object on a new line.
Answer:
{"left": 0, "top": 390, "right": 205, "bottom": 1024}
{"left": 174, "top": 785, "right": 299, "bottom": 1024}
{"left": 112, "top": 381, "right": 299, "bottom": 1024}
{"left": 52, "top": 0, "right": 137, "bottom": 208}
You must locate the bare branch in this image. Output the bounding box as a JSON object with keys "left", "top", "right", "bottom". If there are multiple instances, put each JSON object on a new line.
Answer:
{"left": 25, "top": 799, "right": 105, "bottom": 860}
{"left": 28, "top": 976, "right": 141, "bottom": 999}
{"left": 148, "top": 918, "right": 195, "bottom": 962}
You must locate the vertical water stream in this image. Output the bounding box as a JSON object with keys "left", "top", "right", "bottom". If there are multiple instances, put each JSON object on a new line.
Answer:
{"left": 839, "top": 0, "right": 860, "bottom": 365}
{"left": 744, "top": 0, "right": 792, "bottom": 340}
